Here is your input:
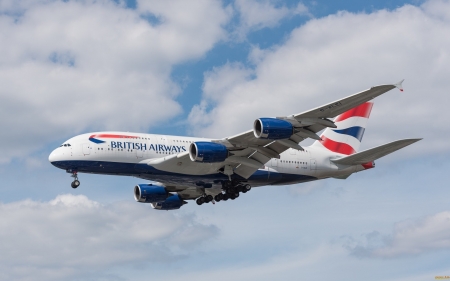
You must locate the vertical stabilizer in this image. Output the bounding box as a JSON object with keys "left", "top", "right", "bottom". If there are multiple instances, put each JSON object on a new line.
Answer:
{"left": 312, "top": 102, "right": 373, "bottom": 155}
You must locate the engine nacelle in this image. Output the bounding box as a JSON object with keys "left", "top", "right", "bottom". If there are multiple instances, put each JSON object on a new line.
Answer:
{"left": 253, "top": 118, "right": 293, "bottom": 140}
{"left": 151, "top": 194, "right": 187, "bottom": 210}
{"left": 189, "top": 142, "right": 228, "bottom": 163}
{"left": 134, "top": 184, "right": 168, "bottom": 203}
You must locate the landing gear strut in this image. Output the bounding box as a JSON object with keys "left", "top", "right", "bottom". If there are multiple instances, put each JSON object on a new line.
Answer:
{"left": 70, "top": 171, "right": 80, "bottom": 189}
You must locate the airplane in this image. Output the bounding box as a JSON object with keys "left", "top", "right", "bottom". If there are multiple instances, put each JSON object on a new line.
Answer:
{"left": 49, "top": 80, "right": 421, "bottom": 210}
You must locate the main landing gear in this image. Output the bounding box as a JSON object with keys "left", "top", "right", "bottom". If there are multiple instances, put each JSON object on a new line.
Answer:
{"left": 70, "top": 170, "right": 80, "bottom": 189}
{"left": 196, "top": 194, "right": 214, "bottom": 205}
{"left": 195, "top": 181, "right": 251, "bottom": 206}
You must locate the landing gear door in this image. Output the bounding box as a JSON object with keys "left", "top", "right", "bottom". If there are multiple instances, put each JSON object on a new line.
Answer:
{"left": 82, "top": 143, "right": 91, "bottom": 155}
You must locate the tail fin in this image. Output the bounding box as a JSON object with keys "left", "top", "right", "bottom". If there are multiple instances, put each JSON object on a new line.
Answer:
{"left": 312, "top": 102, "right": 373, "bottom": 155}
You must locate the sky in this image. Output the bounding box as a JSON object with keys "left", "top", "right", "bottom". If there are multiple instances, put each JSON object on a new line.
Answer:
{"left": 0, "top": 0, "right": 450, "bottom": 280}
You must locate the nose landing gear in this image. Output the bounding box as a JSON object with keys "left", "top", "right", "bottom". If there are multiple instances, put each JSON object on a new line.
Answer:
{"left": 69, "top": 170, "right": 80, "bottom": 189}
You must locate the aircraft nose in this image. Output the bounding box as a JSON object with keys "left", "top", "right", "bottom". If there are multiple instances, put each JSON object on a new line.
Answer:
{"left": 48, "top": 149, "right": 58, "bottom": 163}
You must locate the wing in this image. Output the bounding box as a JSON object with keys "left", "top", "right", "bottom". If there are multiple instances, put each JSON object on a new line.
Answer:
{"left": 217, "top": 81, "right": 404, "bottom": 178}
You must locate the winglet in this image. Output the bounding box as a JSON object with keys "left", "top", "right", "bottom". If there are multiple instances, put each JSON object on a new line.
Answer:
{"left": 394, "top": 79, "right": 404, "bottom": 92}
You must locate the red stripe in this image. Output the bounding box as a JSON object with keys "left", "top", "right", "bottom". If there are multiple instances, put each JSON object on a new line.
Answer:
{"left": 335, "top": 102, "right": 373, "bottom": 122}
{"left": 362, "top": 162, "right": 375, "bottom": 169}
{"left": 90, "top": 134, "right": 138, "bottom": 139}
{"left": 319, "top": 136, "right": 356, "bottom": 155}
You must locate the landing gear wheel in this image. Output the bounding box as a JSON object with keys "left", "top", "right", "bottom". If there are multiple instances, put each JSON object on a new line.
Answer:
{"left": 70, "top": 170, "right": 80, "bottom": 189}
{"left": 243, "top": 184, "right": 251, "bottom": 193}
{"left": 214, "top": 193, "right": 223, "bottom": 202}
{"left": 222, "top": 193, "right": 229, "bottom": 201}
{"left": 71, "top": 180, "right": 80, "bottom": 189}
{"left": 206, "top": 195, "right": 213, "bottom": 202}
{"left": 230, "top": 193, "right": 236, "bottom": 200}
{"left": 196, "top": 198, "right": 203, "bottom": 205}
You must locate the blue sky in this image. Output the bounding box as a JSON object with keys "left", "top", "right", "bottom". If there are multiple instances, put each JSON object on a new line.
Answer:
{"left": 0, "top": 0, "right": 449, "bottom": 280}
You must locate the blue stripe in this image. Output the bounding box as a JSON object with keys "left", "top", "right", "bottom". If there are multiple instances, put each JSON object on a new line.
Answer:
{"left": 89, "top": 138, "right": 105, "bottom": 144}
{"left": 332, "top": 126, "right": 366, "bottom": 141}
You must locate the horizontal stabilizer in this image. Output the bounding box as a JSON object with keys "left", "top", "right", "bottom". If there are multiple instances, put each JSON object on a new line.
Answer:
{"left": 331, "top": 138, "right": 422, "bottom": 165}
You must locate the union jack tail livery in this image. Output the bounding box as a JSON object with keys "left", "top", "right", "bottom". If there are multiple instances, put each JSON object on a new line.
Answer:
{"left": 313, "top": 102, "right": 374, "bottom": 155}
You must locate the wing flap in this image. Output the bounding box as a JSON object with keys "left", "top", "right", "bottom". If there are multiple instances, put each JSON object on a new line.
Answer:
{"left": 230, "top": 151, "right": 271, "bottom": 179}
{"left": 331, "top": 138, "right": 422, "bottom": 165}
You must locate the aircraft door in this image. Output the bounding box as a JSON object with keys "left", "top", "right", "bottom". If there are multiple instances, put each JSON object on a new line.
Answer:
{"left": 271, "top": 158, "right": 278, "bottom": 170}
{"left": 82, "top": 143, "right": 91, "bottom": 155}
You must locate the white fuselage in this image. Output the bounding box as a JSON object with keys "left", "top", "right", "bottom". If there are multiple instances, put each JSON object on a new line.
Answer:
{"left": 49, "top": 132, "right": 368, "bottom": 191}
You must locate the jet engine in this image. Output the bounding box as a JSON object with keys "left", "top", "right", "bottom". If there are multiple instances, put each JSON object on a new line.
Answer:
{"left": 134, "top": 184, "right": 168, "bottom": 203}
{"left": 253, "top": 118, "right": 293, "bottom": 140}
{"left": 189, "top": 142, "right": 228, "bottom": 163}
{"left": 151, "top": 194, "right": 187, "bottom": 210}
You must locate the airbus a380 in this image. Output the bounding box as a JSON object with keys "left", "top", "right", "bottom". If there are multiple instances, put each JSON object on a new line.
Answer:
{"left": 49, "top": 80, "right": 421, "bottom": 210}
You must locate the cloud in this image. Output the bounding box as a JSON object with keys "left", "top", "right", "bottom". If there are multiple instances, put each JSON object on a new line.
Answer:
{"left": 233, "top": 0, "right": 309, "bottom": 39}
{"left": 0, "top": 194, "right": 219, "bottom": 280}
{"left": 342, "top": 211, "right": 450, "bottom": 258}
{"left": 0, "top": 0, "right": 230, "bottom": 163}
{"left": 188, "top": 0, "right": 450, "bottom": 158}
{"left": 188, "top": 62, "right": 254, "bottom": 134}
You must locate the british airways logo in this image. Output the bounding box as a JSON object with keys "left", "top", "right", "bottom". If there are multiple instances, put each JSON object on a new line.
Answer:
{"left": 89, "top": 134, "right": 187, "bottom": 152}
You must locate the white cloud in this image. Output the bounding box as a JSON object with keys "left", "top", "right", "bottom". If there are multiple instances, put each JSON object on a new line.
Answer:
{"left": 0, "top": 194, "right": 218, "bottom": 280}
{"left": 343, "top": 211, "right": 450, "bottom": 258}
{"left": 0, "top": 0, "right": 230, "bottom": 163}
{"left": 234, "top": 0, "right": 309, "bottom": 38}
{"left": 188, "top": 62, "right": 254, "bottom": 134}
{"left": 188, "top": 0, "right": 450, "bottom": 158}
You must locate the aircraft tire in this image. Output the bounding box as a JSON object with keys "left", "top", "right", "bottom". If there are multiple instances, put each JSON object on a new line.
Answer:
{"left": 214, "top": 193, "right": 223, "bottom": 201}
{"left": 71, "top": 180, "right": 80, "bottom": 189}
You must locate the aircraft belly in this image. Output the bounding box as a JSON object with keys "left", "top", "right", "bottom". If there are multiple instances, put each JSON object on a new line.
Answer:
{"left": 51, "top": 160, "right": 318, "bottom": 188}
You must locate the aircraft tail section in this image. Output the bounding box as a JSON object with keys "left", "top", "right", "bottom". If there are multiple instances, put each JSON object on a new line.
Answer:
{"left": 312, "top": 102, "right": 373, "bottom": 155}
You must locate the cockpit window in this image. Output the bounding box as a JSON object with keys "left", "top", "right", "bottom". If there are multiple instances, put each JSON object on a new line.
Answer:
{"left": 60, "top": 144, "right": 71, "bottom": 147}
